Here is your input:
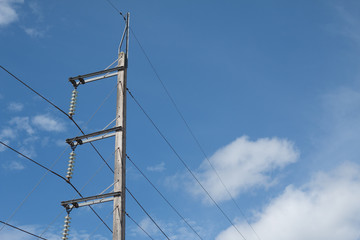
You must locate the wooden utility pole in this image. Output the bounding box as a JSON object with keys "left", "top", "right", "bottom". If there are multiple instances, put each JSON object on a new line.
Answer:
{"left": 61, "top": 13, "right": 130, "bottom": 240}
{"left": 113, "top": 13, "right": 129, "bottom": 240}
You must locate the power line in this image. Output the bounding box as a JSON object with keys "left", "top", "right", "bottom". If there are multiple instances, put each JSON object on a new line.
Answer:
{"left": 103, "top": 0, "right": 126, "bottom": 20}
{"left": 0, "top": 65, "right": 68, "bottom": 116}
{"left": 0, "top": 147, "right": 68, "bottom": 233}
{"left": 130, "top": 28, "right": 261, "bottom": 240}
{"left": 127, "top": 88, "right": 247, "bottom": 240}
{"left": 1, "top": 65, "right": 114, "bottom": 175}
{"left": 0, "top": 220, "right": 48, "bottom": 240}
{"left": 0, "top": 141, "right": 112, "bottom": 233}
{"left": 0, "top": 141, "right": 66, "bottom": 181}
{"left": 126, "top": 188, "right": 171, "bottom": 240}
{"left": 126, "top": 154, "right": 204, "bottom": 240}
{"left": 40, "top": 156, "right": 115, "bottom": 238}
{"left": 125, "top": 211, "right": 155, "bottom": 240}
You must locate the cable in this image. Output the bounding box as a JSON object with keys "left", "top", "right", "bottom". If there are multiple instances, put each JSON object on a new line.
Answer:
{"left": 126, "top": 211, "right": 155, "bottom": 240}
{"left": 0, "top": 141, "right": 66, "bottom": 181}
{"left": 40, "top": 153, "right": 115, "bottom": 238}
{"left": 126, "top": 154, "right": 204, "bottom": 240}
{"left": 130, "top": 29, "right": 262, "bottom": 240}
{"left": 0, "top": 147, "right": 68, "bottom": 233}
{"left": 0, "top": 65, "right": 68, "bottom": 116}
{"left": 1, "top": 64, "right": 114, "bottom": 174}
{"left": 103, "top": 0, "right": 126, "bottom": 20}
{"left": 0, "top": 141, "right": 113, "bottom": 233}
{"left": 126, "top": 188, "right": 171, "bottom": 240}
{"left": 127, "top": 89, "right": 247, "bottom": 240}
{"left": 0, "top": 220, "right": 48, "bottom": 240}
{"left": 84, "top": 82, "right": 118, "bottom": 127}
{"left": 39, "top": 210, "right": 62, "bottom": 237}
{"left": 86, "top": 208, "right": 115, "bottom": 240}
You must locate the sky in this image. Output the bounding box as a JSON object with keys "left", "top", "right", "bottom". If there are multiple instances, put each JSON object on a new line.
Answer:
{"left": 1, "top": 0, "right": 360, "bottom": 240}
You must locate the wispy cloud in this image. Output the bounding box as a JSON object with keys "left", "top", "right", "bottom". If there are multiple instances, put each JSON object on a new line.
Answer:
{"left": 187, "top": 136, "right": 299, "bottom": 203}
{"left": 24, "top": 27, "right": 45, "bottom": 38}
{"left": 32, "top": 114, "right": 66, "bottom": 132}
{"left": 311, "top": 86, "right": 360, "bottom": 169}
{"left": 0, "top": 128, "right": 16, "bottom": 140}
{"left": 28, "top": 0, "right": 43, "bottom": 21}
{"left": 7, "top": 102, "right": 24, "bottom": 112}
{"left": 330, "top": 4, "right": 360, "bottom": 46}
{"left": 2, "top": 161, "right": 25, "bottom": 170}
{"left": 0, "top": 0, "right": 24, "bottom": 27}
{"left": 216, "top": 162, "right": 360, "bottom": 240}
{"left": 10, "top": 116, "right": 35, "bottom": 135}
{"left": 147, "top": 162, "right": 165, "bottom": 172}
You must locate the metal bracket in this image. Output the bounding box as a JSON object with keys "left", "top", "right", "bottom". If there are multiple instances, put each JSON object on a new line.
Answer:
{"left": 66, "top": 126, "right": 122, "bottom": 147}
{"left": 61, "top": 192, "right": 121, "bottom": 209}
{"left": 69, "top": 66, "right": 125, "bottom": 88}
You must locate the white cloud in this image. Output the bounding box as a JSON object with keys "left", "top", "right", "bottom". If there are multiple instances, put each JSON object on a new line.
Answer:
{"left": 189, "top": 136, "right": 299, "bottom": 203}
{"left": 0, "top": 0, "right": 24, "bottom": 27}
{"left": 7, "top": 102, "right": 24, "bottom": 112}
{"left": 9, "top": 117, "right": 35, "bottom": 135}
{"left": 29, "top": 1, "right": 42, "bottom": 20}
{"left": 333, "top": 5, "right": 360, "bottom": 45}
{"left": 147, "top": 162, "right": 165, "bottom": 172}
{"left": 24, "top": 27, "right": 44, "bottom": 38}
{"left": 0, "top": 140, "right": 10, "bottom": 152}
{"left": 32, "top": 114, "right": 66, "bottom": 132}
{"left": 310, "top": 87, "right": 360, "bottom": 169}
{"left": 0, "top": 128, "right": 16, "bottom": 139}
{"left": 2, "top": 161, "right": 25, "bottom": 170}
{"left": 216, "top": 162, "right": 360, "bottom": 240}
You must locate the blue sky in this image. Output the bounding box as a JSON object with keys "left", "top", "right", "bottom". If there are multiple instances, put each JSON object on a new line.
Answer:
{"left": 1, "top": 0, "right": 360, "bottom": 239}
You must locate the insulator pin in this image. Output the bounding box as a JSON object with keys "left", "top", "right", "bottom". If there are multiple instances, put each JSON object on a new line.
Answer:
{"left": 66, "top": 151, "right": 76, "bottom": 181}
{"left": 68, "top": 89, "right": 78, "bottom": 117}
{"left": 62, "top": 214, "right": 71, "bottom": 240}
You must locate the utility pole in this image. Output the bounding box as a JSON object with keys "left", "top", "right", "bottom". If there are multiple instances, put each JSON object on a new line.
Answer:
{"left": 113, "top": 13, "right": 129, "bottom": 240}
{"left": 60, "top": 13, "right": 130, "bottom": 240}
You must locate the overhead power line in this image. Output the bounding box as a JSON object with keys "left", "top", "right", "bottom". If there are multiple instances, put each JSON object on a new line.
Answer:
{"left": 0, "top": 220, "right": 48, "bottom": 240}
{"left": 103, "top": 0, "right": 126, "bottom": 20}
{"left": 0, "top": 65, "right": 68, "bottom": 116}
{"left": 126, "top": 88, "right": 247, "bottom": 240}
{"left": 0, "top": 141, "right": 112, "bottom": 233}
{"left": 126, "top": 154, "right": 204, "bottom": 240}
{"left": 1, "top": 65, "right": 114, "bottom": 175}
{"left": 125, "top": 212, "right": 155, "bottom": 240}
{"left": 130, "top": 29, "right": 262, "bottom": 240}
{"left": 0, "top": 147, "right": 68, "bottom": 233}
{"left": 126, "top": 188, "right": 171, "bottom": 240}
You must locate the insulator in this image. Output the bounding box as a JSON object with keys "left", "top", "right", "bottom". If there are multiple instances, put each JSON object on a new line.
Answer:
{"left": 62, "top": 214, "right": 71, "bottom": 239}
{"left": 66, "top": 151, "right": 76, "bottom": 181}
{"left": 68, "top": 89, "right": 78, "bottom": 117}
